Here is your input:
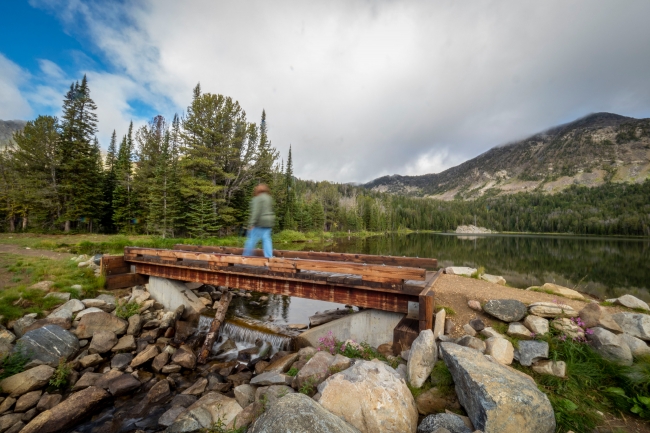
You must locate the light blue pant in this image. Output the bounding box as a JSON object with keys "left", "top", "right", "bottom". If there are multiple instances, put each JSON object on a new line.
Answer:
{"left": 243, "top": 227, "right": 273, "bottom": 258}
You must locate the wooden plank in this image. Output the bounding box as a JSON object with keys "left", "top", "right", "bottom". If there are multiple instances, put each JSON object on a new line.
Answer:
{"left": 134, "top": 262, "right": 417, "bottom": 313}
{"left": 105, "top": 273, "right": 147, "bottom": 290}
{"left": 418, "top": 270, "right": 441, "bottom": 331}
{"left": 197, "top": 291, "right": 232, "bottom": 364}
{"left": 393, "top": 317, "right": 420, "bottom": 356}
{"left": 173, "top": 244, "right": 437, "bottom": 268}
{"left": 126, "top": 246, "right": 426, "bottom": 281}
{"left": 100, "top": 255, "right": 130, "bottom": 277}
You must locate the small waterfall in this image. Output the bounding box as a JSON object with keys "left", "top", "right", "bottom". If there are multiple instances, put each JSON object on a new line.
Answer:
{"left": 219, "top": 321, "right": 294, "bottom": 352}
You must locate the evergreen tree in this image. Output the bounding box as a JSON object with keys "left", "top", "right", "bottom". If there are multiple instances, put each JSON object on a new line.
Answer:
{"left": 101, "top": 130, "right": 118, "bottom": 233}
{"left": 255, "top": 110, "right": 277, "bottom": 186}
{"left": 113, "top": 123, "right": 136, "bottom": 232}
{"left": 280, "top": 146, "right": 296, "bottom": 230}
{"left": 309, "top": 199, "right": 325, "bottom": 231}
{"left": 58, "top": 75, "right": 103, "bottom": 231}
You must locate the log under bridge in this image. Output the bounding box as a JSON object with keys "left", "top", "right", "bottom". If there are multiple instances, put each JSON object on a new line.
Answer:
{"left": 101, "top": 244, "right": 440, "bottom": 353}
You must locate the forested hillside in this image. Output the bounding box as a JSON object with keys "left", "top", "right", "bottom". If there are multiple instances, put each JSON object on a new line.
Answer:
{"left": 1, "top": 76, "right": 649, "bottom": 237}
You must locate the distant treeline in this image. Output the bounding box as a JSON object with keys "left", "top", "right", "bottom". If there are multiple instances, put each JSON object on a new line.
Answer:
{"left": 1, "top": 76, "right": 649, "bottom": 237}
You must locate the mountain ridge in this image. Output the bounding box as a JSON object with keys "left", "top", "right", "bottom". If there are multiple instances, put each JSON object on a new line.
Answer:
{"left": 0, "top": 119, "right": 27, "bottom": 148}
{"left": 365, "top": 112, "right": 650, "bottom": 199}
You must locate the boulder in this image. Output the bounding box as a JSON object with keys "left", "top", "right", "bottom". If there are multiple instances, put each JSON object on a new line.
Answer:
{"left": 263, "top": 352, "right": 299, "bottom": 373}
{"left": 0, "top": 414, "right": 22, "bottom": 432}
{"left": 614, "top": 295, "right": 650, "bottom": 311}
{"left": 14, "top": 390, "right": 42, "bottom": 412}
{"left": 0, "top": 396, "right": 15, "bottom": 414}
{"left": 0, "top": 329, "right": 15, "bottom": 346}
{"left": 28, "top": 281, "right": 55, "bottom": 291}
{"left": 111, "top": 334, "right": 136, "bottom": 352}
{"left": 329, "top": 354, "right": 352, "bottom": 372}
{"left": 152, "top": 351, "right": 170, "bottom": 372}
{"left": 20, "top": 386, "right": 110, "bottom": 433}
{"left": 255, "top": 385, "right": 295, "bottom": 408}
{"left": 13, "top": 325, "right": 79, "bottom": 366}
{"left": 539, "top": 283, "right": 585, "bottom": 300}
{"left": 130, "top": 344, "right": 159, "bottom": 367}
{"left": 47, "top": 300, "right": 85, "bottom": 321}
{"left": 172, "top": 345, "right": 196, "bottom": 369}
{"left": 108, "top": 373, "right": 141, "bottom": 396}
{"left": 127, "top": 314, "right": 143, "bottom": 335}
{"left": 467, "top": 300, "right": 482, "bottom": 311}
{"left": 407, "top": 330, "right": 437, "bottom": 388}
{"left": 45, "top": 292, "right": 71, "bottom": 302}
{"left": 587, "top": 327, "right": 633, "bottom": 366}
{"left": 36, "top": 393, "right": 62, "bottom": 412}
{"left": 249, "top": 393, "right": 359, "bottom": 433}
{"left": 528, "top": 302, "right": 577, "bottom": 318}
{"left": 295, "top": 351, "right": 334, "bottom": 390}
{"left": 522, "top": 315, "right": 549, "bottom": 335}
{"left": 484, "top": 337, "right": 514, "bottom": 365}
{"left": 181, "top": 377, "right": 208, "bottom": 396}
{"left": 158, "top": 406, "right": 187, "bottom": 427}
{"left": 578, "top": 303, "right": 622, "bottom": 332}
{"left": 611, "top": 313, "right": 650, "bottom": 341}
{"left": 417, "top": 412, "right": 472, "bottom": 433}
{"left": 456, "top": 335, "right": 486, "bottom": 353}
{"left": 552, "top": 318, "right": 584, "bottom": 339}
{"left": 481, "top": 274, "right": 506, "bottom": 285}
{"left": 165, "top": 392, "right": 243, "bottom": 432}
{"left": 514, "top": 340, "right": 549, "bottom": 367}
{"left": 72, "top": 372, "right": 103, "bottom": 391}
{"left": 75, "top": 307, "right": 105, "bottom": 320}
{"left": 462, "top": 324, "right": 476, "bottom": 337}
{"left": 81, "top": 299, "right": 113, "bottom": 312}
{"left": 318, "top": 360, "right": 418, "bottom": 433}
{"left": 234, "top": 384, "right": 257, "bottom": 408}
{"left": 12, "top": 313, "right": 38, "bottom": 338}
{"left": 74, "top": 312, "right": 128, "bottom": 339}
{"left": 433, "top": 309, "right": 446, "bottom": 340}
{"left": 415, "top": 387, "right": 460, "bottom": 416}
{"left": 0, "top": 365, "right": 55, "bottom": 397}
{"left": 440, "top": 343, "right": 555, "bottom": 433}
{"left": 469, "top": 318, "right": 485, "bottom": 332}
{"left": 22, "top": 317, "right": 71, "bottom": 334}
{"left": 445, "top": 267, "right": 476, "bottom": 277}
{"left": 250, "top": 371, "right": 291, "bottom": 386}
{"left": 619, "top": 334, "right": 650, "bottom": 357}
{"left": 88, "top": 330, "right": 117, "bottom": 354}
{"left": 483, "top": 299, "right": 527, "bottom": 322}
{"left": 507, "top": 322, "right": 532, "bottom": 340}
{"left": 532, "top": 360, "right": 566, "bottom": 378}
{"left": 79, "top": 353, "right": 103, "bottom": 368}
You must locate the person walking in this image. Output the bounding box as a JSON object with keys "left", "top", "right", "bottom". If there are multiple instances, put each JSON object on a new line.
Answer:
{"left": 243, "top": 183, "right": 275, "bottom": 258}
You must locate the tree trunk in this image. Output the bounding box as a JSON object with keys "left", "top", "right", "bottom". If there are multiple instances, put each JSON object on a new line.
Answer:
{"left": 22, "top": 216, "right": 27, "bottom": 230}
{"left": 64, "top": 220, "right": 70, "bottom": 232}
{"left": 9, "top": 217, "right": 15, "bottom": 232}
{"left": 197, "top": 291, "right": 232, "bottom": 364}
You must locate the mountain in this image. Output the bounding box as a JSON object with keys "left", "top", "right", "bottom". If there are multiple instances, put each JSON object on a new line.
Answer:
{"left": 0, "top": 120, "right": 27, "bottom": 148}
{"left": 365, "top": 113, "right": 650, "bottom": 199}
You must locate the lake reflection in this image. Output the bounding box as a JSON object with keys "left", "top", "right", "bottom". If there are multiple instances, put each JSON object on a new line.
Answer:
{"left": 321, "top": 233, "right": 650, "bottom": 302}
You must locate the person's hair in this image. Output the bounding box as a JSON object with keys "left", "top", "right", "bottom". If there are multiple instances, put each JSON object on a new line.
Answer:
{"left": 254, "top": 183, "right": 270, "bottom": 196}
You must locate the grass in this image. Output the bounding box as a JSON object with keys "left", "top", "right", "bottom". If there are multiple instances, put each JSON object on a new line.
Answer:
{"left": 512, "top": 336, "right": 650, "bottom": 433}
{"left": 0, "top": 347, "right": 30, "bottom": 379}
{"left": 299, "top": 376, "right": 317, "bottom": 395}
{"left": 470, "top": 266, "right": 485, "bottom": 279}
{"left": 286, "top": 367, "right": 299, "bottom": 377}
{"left": 0, "top": 254, "right": 103, "bottom": 322}
{"left": 49, "top": 358, "right": 72, "bottom": 389}
{"left": 439, "top": 306, "right": 456, "bottom": 317}
{"left": 115, "top": 300, "right": 140, "bottom": 319}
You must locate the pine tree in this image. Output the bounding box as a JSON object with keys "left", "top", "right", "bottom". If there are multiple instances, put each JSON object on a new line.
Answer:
{"left": 309, "top": 199, "right": 325, "bottom": 231}
{"left": 101, "top": 130, "right": 118, "bottom": 232}
{"left": 255, "top": 110, "right": 277, "bottom": 186}
{"left": 280, "top": 146, "right": 296, "bottom": 230}
{"left": 58, "top": 75, "right": 103, "bottom": 231}
{"left": 113, "top": 123, "right": 136, "bottom": 232}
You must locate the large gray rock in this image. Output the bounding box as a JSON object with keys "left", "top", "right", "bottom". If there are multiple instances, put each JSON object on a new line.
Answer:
{"left": 295, "top": 351, "right": 333, "bottom": 390}
{"left": 483, "top": 300, "right": 527, "bottom": 322}
{"left": 417, "top": 412, "right": 472, "bottom": 433}
{"left": 619, "top": 334, "right": 650, "bottom": 357}
{"left": 484, "top": 337, "right": 513, "bottom": 365}
{"left": 514, "top": 340, "right": 549, "bottom": 367}
{"left": 74, "top": 312, "right": 128, "bottom": 339}
{"left": 439, "top": 343, "right": 555, "bottom": 433}
{"left": 318, "top": 360, "right": 418, "bottom": 433}
{"left": 165, "top": 392, "right": 242, "bottom": 432}
{"left": 587, "top": 327, "right": 633, "bottom": 365}
{"left": 407, "top": 329, "right": 437, "bottom": 388}
{"left": 611, "top": 313, "right": 650, "bottom": 341}
{"left": 20, "top": 386, "right": 110, "bottom": 433}
{"left": 614, "top": 295, "right": 650, "bottom": 311}
{"left": 528, "top": 302, "right": 577, "bottom": 318}
{"left": 250, "top": 371, "right": 290, "bottom": 386}
{"left": 13, "top": 325, "right": 79, "bottom": 367}
{"left": 248, "top": 393, "right": 360, "bottom": 433}
{"left": 0, "top": 365, "right": 55, "bottom": 397}
{"left": 12, "top": 313, "right": 38, "bottom": 338}
{"left": 47, "top": 299, "right": 84, "bottom": 321}
{"left": 523, "top": 315, "right": 549, "bottom": 335}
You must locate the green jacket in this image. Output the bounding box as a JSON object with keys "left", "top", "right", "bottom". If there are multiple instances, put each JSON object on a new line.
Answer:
{"left": 249, "top": 193, "right": 275, "bottom": 228}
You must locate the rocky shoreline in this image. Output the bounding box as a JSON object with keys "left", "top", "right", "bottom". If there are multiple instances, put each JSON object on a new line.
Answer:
{"left": 0, "top": 267, "right": 649, "bottom": 432}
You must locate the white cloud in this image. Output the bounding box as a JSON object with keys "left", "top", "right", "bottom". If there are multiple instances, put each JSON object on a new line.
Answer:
{"left": 25, "top": 1, "right": 650, "bottom": 182}
{"left": 0, "top": 54, "right": 32, "bottom": 119}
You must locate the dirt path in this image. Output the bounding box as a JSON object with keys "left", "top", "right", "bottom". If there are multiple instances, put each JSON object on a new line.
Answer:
{"left": 434, "top": 274, "right": 624, "bottom": 336}
{"left": 0, "top": 244, "right": 74, "bottom": 260}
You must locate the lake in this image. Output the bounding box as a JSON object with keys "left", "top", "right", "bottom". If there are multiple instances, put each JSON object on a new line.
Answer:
{"left": 323, "top": 233, "right": 650, "bottom": 302}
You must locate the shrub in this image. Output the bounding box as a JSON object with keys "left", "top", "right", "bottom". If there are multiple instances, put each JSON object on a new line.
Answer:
{"left": 115, "top": 300, "right": 140, "bottom": 319}
{"left": 0, "top": 347, "right": 30, "bottom": 379}
{"left": 49, "top": 358, "right": 72, "bottom": 389}
{"left": 286, "top": 367, "right": 299, "bottom": 377}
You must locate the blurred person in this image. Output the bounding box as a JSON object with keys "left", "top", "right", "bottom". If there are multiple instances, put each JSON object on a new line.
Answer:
{"left": 243, "top": 183, "right": 275, "bottom": 258}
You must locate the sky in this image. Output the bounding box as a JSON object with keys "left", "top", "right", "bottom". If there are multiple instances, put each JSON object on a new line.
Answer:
{"left": 1, "top": 1, "right": 650, "bottom": 183}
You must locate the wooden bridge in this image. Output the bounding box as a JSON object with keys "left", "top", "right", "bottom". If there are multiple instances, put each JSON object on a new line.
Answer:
{"left": 101, "top": 244, "right": 440, "bottom": 351}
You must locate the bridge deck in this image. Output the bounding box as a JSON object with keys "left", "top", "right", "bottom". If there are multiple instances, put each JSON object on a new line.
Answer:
{"left": 102, "top": 246, "right": 439, "bottom": 332}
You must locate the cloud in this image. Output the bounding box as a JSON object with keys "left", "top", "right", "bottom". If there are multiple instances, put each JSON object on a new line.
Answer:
{"left": 0, "top": 54, "right": 32, "bottom": 119}
{"left": 26, "top": 0, "right": 650, "bottom": 182}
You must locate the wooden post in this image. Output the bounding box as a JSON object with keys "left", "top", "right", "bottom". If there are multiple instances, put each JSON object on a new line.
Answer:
{"left": 197, "top": 291, "right": 233, "bottom": 364}
{"left": 418, "top": 270, "right": 441, "bottom": 332}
